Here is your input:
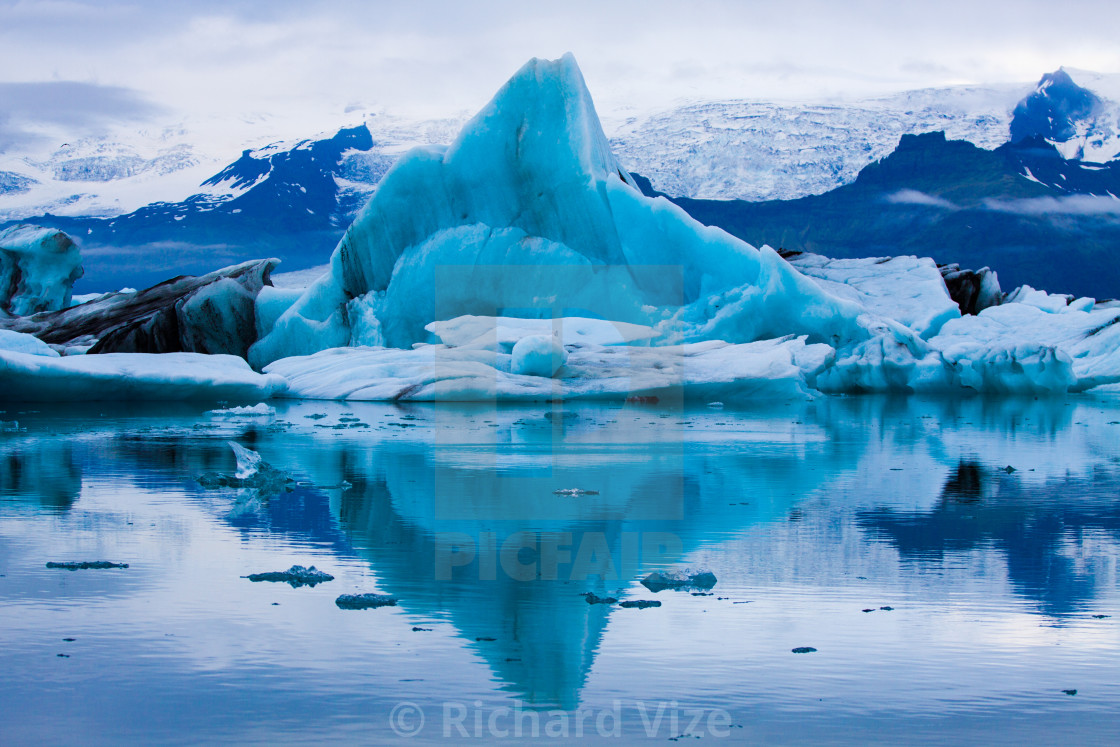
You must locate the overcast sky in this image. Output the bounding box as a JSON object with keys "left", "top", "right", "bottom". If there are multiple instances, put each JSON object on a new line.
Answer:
{"left": 3, "top": 0, "right": 1120, "bottom": 144}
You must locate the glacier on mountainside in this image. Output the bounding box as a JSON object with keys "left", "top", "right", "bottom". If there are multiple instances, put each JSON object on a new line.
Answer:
{"left": 3, "top": 69, "right": 1117, "bottom": 230}
{"left": 0, "top": 110, "right": 471, "bottom": 223}
{"left": 0, "top": 225, "right": 83, "bottom": 315}
{"left": 608, "top": 85, "right": 1024, "bottom": 201}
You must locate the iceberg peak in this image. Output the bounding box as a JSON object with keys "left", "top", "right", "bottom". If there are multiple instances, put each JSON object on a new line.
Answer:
{"left": 327, "top": 52, "right": 640, "bottom": 304}
{"left": 452, "top": 52, "right": 636, "bottom": 194}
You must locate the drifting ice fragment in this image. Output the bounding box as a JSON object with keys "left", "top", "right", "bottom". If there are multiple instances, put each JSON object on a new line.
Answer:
{"left": 335, "top": 593, "right": 398, "bottom": 610}
{"left": 196, "top": 442, "right": 294, "bottom": 494}
{"left": 207, "top": 403, "right": 276, "bottom": 417}
{"left": 243, "top": 565, "right": 334, "bottom": 587}
{"left": 229, "top": 441, "right": 263, "bottom": 480}
{"left": 641, "top": 570, "right": 718, "bottom": 592}
{"left": 582, "top": 593, "right": 619, "bottom": 605}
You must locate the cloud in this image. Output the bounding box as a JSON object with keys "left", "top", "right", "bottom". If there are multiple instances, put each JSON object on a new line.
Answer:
{"left": 884, "top": 190, "right": 960, "bottom": 210}
{"left": 0, "top": 82, "right": 163, "bottom": 150}
{"left": 1, "top": 0, "right": 1120, "bottom": 132}
{"left": 982, "top": 195, "right": 1120, "bottom": 217}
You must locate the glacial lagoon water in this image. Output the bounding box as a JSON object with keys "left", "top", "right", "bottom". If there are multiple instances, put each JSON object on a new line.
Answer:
{"left": 2, "top": 395, "right": 1119, "bottom": 744}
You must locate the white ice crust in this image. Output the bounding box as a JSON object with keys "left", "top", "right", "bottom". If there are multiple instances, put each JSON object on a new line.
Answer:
{"left": 0, "top": 350, "right": 286, "bottom": 402}
{"left": 0, "top": 329, "right": 60, "bottom": 357}
{"left": 265, "top": 328, "right": 829, "bottom": 402}
{"left": 784, "top": 254, "right": 960, "bottom": 339}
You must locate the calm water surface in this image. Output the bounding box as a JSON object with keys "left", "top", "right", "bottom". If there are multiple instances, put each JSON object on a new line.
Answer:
{"left": 1, "top": 395, "right": 1119, "bottom": 744}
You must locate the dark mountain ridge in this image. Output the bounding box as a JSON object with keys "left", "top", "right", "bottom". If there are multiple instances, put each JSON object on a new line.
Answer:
{"left": 636, "top": 126, "right": 1120, "bottom": 299}
{"left": 2, "top": 125, "right": 383, "bottom": 291}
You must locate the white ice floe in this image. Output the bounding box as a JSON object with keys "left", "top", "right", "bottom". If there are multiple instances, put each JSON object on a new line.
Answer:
{"left": 784, "top": 253, "right": 961, "bottom": 338}
{"left": 0, "top": 350, "right": 286, "bottom": 402}
{"left": 0, "top": 329, "right": 60, "bottom": 358}
{"left": 265, "top": 326, "right": 830, "bottom": 402}
{"left": 267, "top": 291, "right": 1120, "bottom": 400}
{"left": 207, "top": 403, "right": 277, "bottom": 417}
{"left": 931, "top": 300, "right": 1120, "bottom": 389}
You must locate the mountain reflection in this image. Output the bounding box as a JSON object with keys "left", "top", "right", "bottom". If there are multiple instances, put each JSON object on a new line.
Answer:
{"left": 859, "top": 459, "right": 1120, "bottom": 617}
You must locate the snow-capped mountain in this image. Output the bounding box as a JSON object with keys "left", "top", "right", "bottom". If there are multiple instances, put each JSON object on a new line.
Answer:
{"left": 639, "top": 127, "right": 1120, "bottom": 299}
{"left": 3, "top": 67, "right": 1120, "bottom": 294}
{"left": 1011, "top": 68, "right": 1120, "bottom": 162}
{"left": 0, "top": 111, "right": 469, "bottom": 222}
{"left": 3, "top": 70, "right": 1118, "bottom": 219}
{"left": 0, "top": 125, "right": 399, "bottom": 291}
{"left": 620, "top": 70, "right": 1120, "bottom": 299}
